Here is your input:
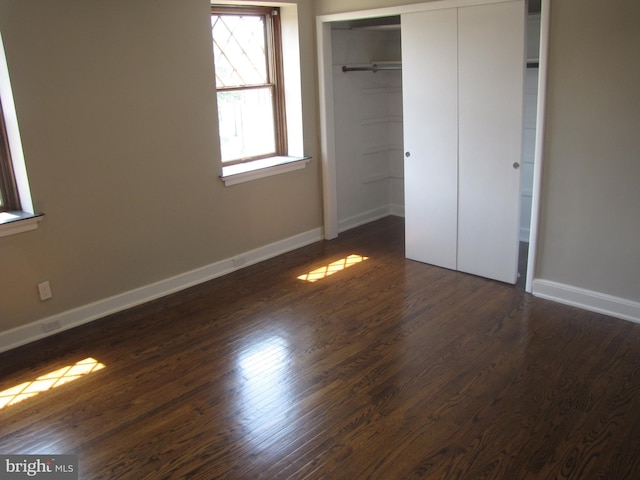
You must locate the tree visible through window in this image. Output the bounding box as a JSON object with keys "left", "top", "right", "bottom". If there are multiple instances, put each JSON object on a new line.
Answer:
{"left": 211, "top": 5, "right": 287, "bottom": 165}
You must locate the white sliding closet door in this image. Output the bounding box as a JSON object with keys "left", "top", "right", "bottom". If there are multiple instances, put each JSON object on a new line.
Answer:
{"left": 402, "top": 0, "right": 525, "bottom": 284}
{"left": 457, "top": 1, "right": 525, "bottom": 284}
{"left": 402, "top": 8, "right": 458, "bottom": 270}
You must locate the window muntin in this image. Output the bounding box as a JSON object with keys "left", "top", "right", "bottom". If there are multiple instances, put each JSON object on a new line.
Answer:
{"left": 211, "top": 6, "right": 287, "bottom": 165}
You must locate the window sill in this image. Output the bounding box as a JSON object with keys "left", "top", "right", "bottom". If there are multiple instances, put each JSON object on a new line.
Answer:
{"left": 220, "top": 156, "right": 311, "bottom": 187}
{"left": 0, "top": 211, "right": 44, "bottom": 238}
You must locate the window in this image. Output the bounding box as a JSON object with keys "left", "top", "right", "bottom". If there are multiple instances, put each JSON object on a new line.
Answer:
{"left": 211, "top": 5, "right": 287, "bottom": 165}
{"left": 0, "top": 99, "right": 20, "bottom": 213}
{"left": 0, "top": 30, "right": 41, "bottom": 236}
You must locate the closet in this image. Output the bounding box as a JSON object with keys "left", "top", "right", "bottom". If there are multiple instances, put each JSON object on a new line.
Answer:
{"left": 330, "top": 17, "right": 403, "bottom": 233}
{"left": 321, "top": 0, "right": 528, "bottom": 285}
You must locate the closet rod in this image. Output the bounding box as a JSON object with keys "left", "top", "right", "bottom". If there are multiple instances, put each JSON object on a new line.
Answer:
{"left": 342, "top": 63, "right": 402, "bottom": 73}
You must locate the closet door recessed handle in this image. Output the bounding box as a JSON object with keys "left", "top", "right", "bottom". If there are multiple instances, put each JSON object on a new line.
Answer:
{"left": 405, "top": 151, "right": 411, "bottom": 158}
{"left": 513, "top": 162, "right": 520, "bottom": 169}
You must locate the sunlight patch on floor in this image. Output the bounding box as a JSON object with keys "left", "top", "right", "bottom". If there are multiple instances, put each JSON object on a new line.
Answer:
{"left": 297, "top": 254, "right": 369, "bottom": 283}
{"left": 0, "top": 357, "right": 105, "bottom": 409}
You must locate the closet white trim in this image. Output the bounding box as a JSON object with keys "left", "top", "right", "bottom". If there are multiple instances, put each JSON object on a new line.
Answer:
{"left": 525, "top": 0, "right": 550, "bottom": 293}
{"left": 317, "top": 0, "right": 519, "bottom": 23}
{"left": 317, "top": 20, "right": 339, "bottom": 239}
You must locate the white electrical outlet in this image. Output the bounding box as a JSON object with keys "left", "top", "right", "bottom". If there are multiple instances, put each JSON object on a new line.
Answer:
{"left": 37, "top": 281, "right": 53, "bottom": 301}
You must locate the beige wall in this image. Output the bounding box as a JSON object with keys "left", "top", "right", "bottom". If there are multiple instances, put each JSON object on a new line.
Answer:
{"left": 315, "top": 0, "right": 428, "bottom": 15}
{"left": 0, "top": 0, "right": 322, "bottom": 331}
{"left": 537, "top": 0, "right": 640, "bottom": 301}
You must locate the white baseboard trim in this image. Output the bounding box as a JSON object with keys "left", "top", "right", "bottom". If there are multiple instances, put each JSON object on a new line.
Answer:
{"left": 338, "top": 206, "right": 393, "bottom": 233}
{"left": 390, "top": 204, "right": 405, "bottom": 218}
{"left": 532, "top": 279, "right": 640, "bottom": 324}
{"left": 0, "top": 227, "right": 323, "bottom": 354}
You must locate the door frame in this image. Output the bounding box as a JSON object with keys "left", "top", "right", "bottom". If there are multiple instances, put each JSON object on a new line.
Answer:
{"left": 316, "top": 0, "right": 550, "bottom": 293}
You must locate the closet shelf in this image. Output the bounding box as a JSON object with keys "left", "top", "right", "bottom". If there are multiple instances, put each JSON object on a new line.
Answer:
{"left": 342, "top": 62, "right": 402, "bottom": 73}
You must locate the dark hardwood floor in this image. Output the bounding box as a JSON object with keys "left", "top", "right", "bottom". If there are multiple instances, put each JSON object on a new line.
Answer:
{"left": 2, "top": 216, "right": 640, "bottom": 479}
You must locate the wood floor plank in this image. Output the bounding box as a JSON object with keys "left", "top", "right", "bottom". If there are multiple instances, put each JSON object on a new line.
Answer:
{"left": 1, "top": 216, "right": 640, "bottom": 479}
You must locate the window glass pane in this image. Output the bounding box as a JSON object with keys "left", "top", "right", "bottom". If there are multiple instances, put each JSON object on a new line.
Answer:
{"left": 217, "top": 87, "right": 276, "bottom": 162}
{"left": 212, "top": 15, "right": 268, "bottom": 88}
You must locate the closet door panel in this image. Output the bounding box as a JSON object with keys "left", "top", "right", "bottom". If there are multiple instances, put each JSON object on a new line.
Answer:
{"left": 401, "top": 9, "right": 458, "bottom": 270}
{"left": 457, "top": 1, "right": 525, "bottom": 283}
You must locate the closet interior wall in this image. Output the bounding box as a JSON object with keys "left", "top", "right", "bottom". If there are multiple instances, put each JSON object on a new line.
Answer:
{"left": 331, "top": 21, "right": 403, "bottom": 233}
